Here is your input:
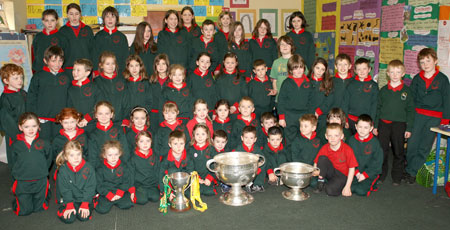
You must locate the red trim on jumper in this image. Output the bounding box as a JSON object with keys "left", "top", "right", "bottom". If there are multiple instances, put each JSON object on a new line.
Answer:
{"left": 194, "top": 67, "right": 209, "bottom": 77}
{"left": 193, "top": 142, "right": 209, "bottom": 151}
{"left": 215, "top": 147, "right": 225, "bottom": 153}
{"left": 43, "top": 28, "right": 58, "bottom": 35}
{"left": 59, "top": 128, "right": 85, "bottom": 141}
{"left": 288, "top": 74, "right": 309, "bottom": 87}
{"left": 2, "top": 85, "right": 20, "bottom": 93}
{"left": 116, "top": 189, "right": 125, "bottom": 197}
{"left": 354, "top": 132, "right": 374, "bottom": 142}
{"left": 84, "top": 113, "right": 93, "bottom": 122}
{"left": 103, "top": 158, "right": 121, "bottom": 169}
{"left": 301, "top": 131, "right": 317, "bottom": 140}
{"left": 67, "top": 21, "right": 86, "bottom": 37}
{"left": 237, "top": 113, "right": 257, "bottom": 126}
{"left": 96, "top": 121, "right": 113, "bottom": 131}
{"left": 160, "top": 119, "right": 183, "bottom": 131}
{"left": 223, "top": 69, "right": 237, "bottom": 74}
{"left": 158, "top": 75, "right": 168, "bottom": 86}
{"left": 268, "top": 142, "right": 284, "bottom": 153}
{"left": 366, "top": 175, "right": 380, "bottom": 197}
{"left": 419, "top": 68, "right": 439, "bottom": 89}
{"left": 242, "top": 143, "right": 254, "bottom": 153}
{"left": 43, "top": 179, "right": 49, "bottom": 210}
{"left": 219, "top": 29, "right": 229, "bottom": 40}
{"left": 67, "top": 159, "right": 86, "bottom": 173}
{"left": 355, "top": 75, "right": 372, "bottom": 82}
{"left": 348, "top": 114, "right": 358, "bottom": 122}
{"left": 381, "top": 119, "right": 392, "bottom": 124}
{"left": 388, "top": 80, "right": 404, "bottom": 92}
{"left": 415, "top": 108, "right": 443, "bottom": 118}
{"left": 167, "top": 149, "right": 187, "bottom": 168}
{"left": 71, "top": 77, "right": 90, "bottom": 86}
{"left": 252, "top": 35, "right": 268, "bottom": 48}
{"left": 104, "top": 27, "right": 118, "bottom": 34}
{"left": 254, "top": 75, "right": 269, "bottom": 83}
{"left": 311, "top": 73, "right": 323, "bottom": 81}
{"left": 315, "top": 107, "right": 323, "bottom": 116}
{"left": 165, "top": 27, "right": 179, "bottom": 33}
{"left": 43, "top": 66, "right": 64, "bottom": 73}
{"left": 80, "top": 202, "right": 89, "bottom": 209}
{"left": 292, "top": 28, "right": 305, "bottom": 34}
{"left": 200, "top": 35, "right": 214, "bottom": 48}
{"left": 335, "top": 72, "right": 352, "bottom": 80}
{"left": 128, "top": 75, "right": 142, "bottom": 82}
{"left": 39, "top": 117, "right": 56, "bottom": 122}
{"left": 167, "top": 82, "right": 187, "bottom": 90}
{"left": 100, "top": 71, "right": 117, "bottom": 79}
{"left": 16, "top": 133, "right": 40, "bottom": 149}
{"left": 261, "top": 127, "right": 268, "bottom": 137}
{"left": 135, "top": 148, "right": 153, "bottom": 159}
{"left": 131, "top": 124, "right": 148, "bottom": 134}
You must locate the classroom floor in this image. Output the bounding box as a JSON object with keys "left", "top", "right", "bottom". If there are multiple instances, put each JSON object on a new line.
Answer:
{"left": 0, "top": 161, "right": 449, "bottom": 230}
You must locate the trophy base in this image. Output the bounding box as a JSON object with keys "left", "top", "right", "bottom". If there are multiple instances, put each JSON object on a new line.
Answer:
{"left": 220, "top": 185, "right": 254, "bottom": 206}
{"left": 282, "top": 189, "right": 310, "bottom": 201}
{"left": 170, "top": 204, "right": 191, "bottom": 212}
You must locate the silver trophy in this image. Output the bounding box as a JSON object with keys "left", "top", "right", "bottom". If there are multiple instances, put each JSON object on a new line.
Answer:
{"left": 169, "top": 172, "right": 191, "bottom": 212}
{"left": 206, "top": 152, "right": 265, "bottom": 206}
{"left": 274, "top": 162, "right": 316, "bottom": 201}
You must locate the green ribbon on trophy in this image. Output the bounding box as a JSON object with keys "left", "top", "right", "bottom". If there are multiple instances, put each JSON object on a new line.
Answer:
{"left": 159, "top": 175, "right": 172, "bottom": 215}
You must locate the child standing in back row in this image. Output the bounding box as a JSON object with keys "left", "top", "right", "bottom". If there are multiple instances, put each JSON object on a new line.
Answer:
{"left": 270, "top": 35, "right": 295, "bottom": 103}
{"left": 286, "top": 11, "right": 315, "bottom": 69}
{"left": 249, "top": 19, "right": 278, "bottom": 70}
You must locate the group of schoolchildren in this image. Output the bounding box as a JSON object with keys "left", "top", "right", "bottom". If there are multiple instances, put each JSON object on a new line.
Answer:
{"left": 0, "top": 3, "right": 448, "bottom": 224}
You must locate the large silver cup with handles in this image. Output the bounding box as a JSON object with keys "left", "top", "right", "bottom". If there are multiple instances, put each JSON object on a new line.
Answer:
{"left": 206, "top": 152, "right": 265, "bottom": 206}
{"left": 274, "top": 162, "right": 316, "bottom": 201}
{"left": 169, "top": 172, "right": 191, "bottom": 212}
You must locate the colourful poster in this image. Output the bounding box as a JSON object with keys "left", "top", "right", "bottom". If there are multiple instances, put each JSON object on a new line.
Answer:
{"left": 314, "top": 32, "right": 336, "bottom": 71}
{"left": 381, "top": 3, "right": 405, "bottom": 32}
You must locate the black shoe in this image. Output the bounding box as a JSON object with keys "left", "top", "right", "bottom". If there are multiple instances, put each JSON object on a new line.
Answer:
{"left": 221, "top": 183, "right": 231, "bottom": 193}
{"left": 313, "top": 181, "right": 324, "bottom": 194}
{"left": 392, "top": 181, "right": 401, "bottom": 186}
{"left": 247, "top": 184, "right": 264, "bottom": 193}
{"left": 406, "top": 175, "right": 416, "bottom": 185}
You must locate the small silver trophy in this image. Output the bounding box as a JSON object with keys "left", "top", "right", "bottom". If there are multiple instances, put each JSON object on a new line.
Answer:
{"left": 169, "top": 172, "right": 191, "bottom": 212}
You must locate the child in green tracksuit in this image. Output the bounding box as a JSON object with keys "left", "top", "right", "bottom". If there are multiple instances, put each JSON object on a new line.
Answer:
{"left": 270, "top": 35, "right": 294, "bottom": 103}
{"left": 290, "top": 114, "right": 322, "bottom": 164}
{"left": 231, "top": 97, "right": 261, "bottom": 149}
{"left": 149, "top": 54, "right": 170, "bottom": 133}
{"left": 264, "top": 126, "right": 288, "bottom": 186}
{"left": 233, "top": 126, "right": 266, "bottom": 193}
{"left": 188, "top": 53, "right": 217, "bottom": 110}
{"left": 277, "top": 54, "right": 313, "bottom": 144}
{"left": 405, "top": 48, "right": 450, "bottom": 184}
{"left": 249, "top": 19, "right": 278, "bottom": 69}
{"left": 348, "top": 115, "right": 383, "bottom": 196}
{"left": 332, "top": 54, "right": 353, "bottom": 109}
{"left": 247, "top": 60, "right": 276, "bottom": 119}
{"left": 157, "top": 10, "right": 191, "bottom": 68}
{"left": 257, "top": 112, "right": 278, "bottom": 148}
{"left": 95, "top": 140, "right": 134, "bottom": 214}
{"left": 285, "top": 11, "right": 315, "bottom": 69}
{"left": 187, "top": 124, "right": 217, "bottom": 196}
{"left": 124, "top": 107, "right": 152, "bottom": 153}
{"left": 0, "top": 64, "right": 27, "bottom": 170}
{"left": 317, "top": 108, "right": 352, "bottom": 145}
{"left": 180, "top": 6, "right": 202, "bottom": 39}
{"left": 55, "top": 140, "right": 96, "bottom": 224}
{"left": 159, "top": 130, "right": 194, "bottom": 194}
{"left": 228, "top": 22, "right": 252, "bottom": 78}
{"left": 59, "top": 3, "right": 94, "bottom": 70}
{"left": 309, "top": 58, "right": 335, "bottom": 129}
{"left": 87, "top": 101, "right": 130, "bottom": 167}
{"left": 189, "top": 20, "right": 220, "bottom": 73}
{"left": 10, "top": 113, "right": 52, "bottom": 216}
{"left": 129, "top": 131, "right": 160, "bottom": 204}
{"left": 93, "top": 7, "right": 129, "bottom": 73}
{"left": 27, "top": 46, "right": 71, "bottom": 140}
{"left": 343, "top": 58, "right": 379, "bottom": 134}
{"left": 129, "top": 22, "right": 157, "bottom": 76}
{"left": 31, "top": 9, "right": 66, "bottom": 73}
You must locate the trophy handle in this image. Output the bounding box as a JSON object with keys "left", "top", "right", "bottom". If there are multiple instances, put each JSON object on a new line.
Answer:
{"left": 273, "top": 167, "right": 281, "bottom": 176}
{"left": 184, "top": 172, "right": 192, "bottom": 192}
{"left": 256, "top": 154, "right": 265, "bottom": 168}
{"left": 206, "top": 159, "right": 218, "bottom": 173}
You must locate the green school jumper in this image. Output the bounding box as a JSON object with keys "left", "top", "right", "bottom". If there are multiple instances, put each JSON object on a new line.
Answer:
{"left": 214, "top": 29, "right": 229, "bottom": 62}
{"left": 161, "top": 82, "right": 195, "bottom": 121}
{"left": 187, "top": 68, "right": 217, "bottom": 109}
{"left": 286, "top": 29, "right": 315, "bottom": 69}
{"left": 310, "top": 77, "right": 334, "bottom": 129}
{"left": 59, "top": 22, "right": 94, "bottom": 68}
{"left": 124, "top": 125, "right": 151, "bottom": 154}
{"left": 215, "top": 70, "right": 248, "bottom": 109}
{"left": 31, "top": 28, "right": 67, "bottom": 73}
{"left": 129, "top": 149, "right": 160, "bottom": 204}
{"left": 230, "top": 113, "right": 261, "bottom": 149}
{"left": 154, "top": 119, "right": 190, "bottom": 159}
{"left": 234, "top": 143, "right": 266, "bottom": 186}
{"left": 95, "top": 159, "right": 134, "bottom": 214}
{"left": 124, "top": 77, "right": 153, "bottom": 118}
{"left": 159, "top": 149, "right": 194, "bottom": 193}
{"left": 249, "top": 36, "right": 278, "bottom": 69}
{"left": 247, "top": 76, "right": 275, "bottom": 118}
{"left": 182, "top": 24, "right": 202, "bottom": 39}
{"left": 150, "top": 77, "right": 169, "bottom": 133}
{"left": 331, "top": 72, "right": 353, "bottom": 109}
{"left": 93, "top": 72, "right": 128, "bottom": 122}
{"left": 189, "top": 35, "right": 220, "bottom": 72}
{"left": 67, "top": 78, "right": 105, "bottom": 124}
{"left": 229, "top": 40, "right": 253, "bottom": 78}
{"left": 263, "top": 142, "right": 288, "bottom": 176}
{"left": 406, "top": 70, "right": 450, "bottom": 176}
{"left": 56, "top": 159, "right": 96, "bottom": 224}
{"left": 129, "top": 43, "right": 157, "bottom": 77}
{"left": 289, "top": 132, "right": 322, "bottom": 165}
{"left": 92, "top": 27, "right": 129, "bottom": 72}
{"left": 187, "top": 143, "right": 217, "bottom": 196}
{"left": 52, "top": 128, "right": 88, "bottom": 160}
{"left": 157, "top": 28, "right": 191, "bottom": 68}
{"left": 342, "top": 76, "right": 379, "bottom": 123}
{"left": 348, "top": 133, "right": 383, "bottom": 196}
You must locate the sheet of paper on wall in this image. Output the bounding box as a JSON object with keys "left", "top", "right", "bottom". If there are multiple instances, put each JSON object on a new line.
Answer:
{"left": 322, "top": 15, "right": 336, "bottom": 31}
{"left": 408, "top": 0, "right": 438, "bottom": 6}
{"left": 27, "top": 5, "right": 45, "bottom": 18}
{"left": 407, "top": 32, "right": 438, "bottom": 48}
{"left": 377, "top": 67, "right": 388, "bottom": 88}
{"left": 357, "top": 18, "right": 380, "bottom": 46}
{"left": 380, "top": 37, "right": 404, "bottom": 64}
{"left": 381, "top": 3, "right": 405, "bottom": 32}
{"left": 404, "top": 49, "right": 421, "bottom": 81}
{"left": 339, "top": 21, "right": 358, "bottom": 46}
{"left": 131, "top": 5, "right": 147, "bottom": 17}
{"left": 303, "top": 0, "right": 316, "bottom": 32}
{"left": 437, "top": 20, "right": 450, "bottom": 80}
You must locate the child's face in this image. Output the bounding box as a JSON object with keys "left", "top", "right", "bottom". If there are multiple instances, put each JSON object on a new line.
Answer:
{"left": 292, "top": 66, "right": 305, "bottom": 78}
{"left": 300, "top": 120, "right": 316, "bottom": 136}
{"left": 313, "top": 63, "right": 326, "bottom": 79}
{"left": 170, "top": 69, "right": 185, "bottom": 85}
{"left": 72, "top": 64, "right": 89, "bottom": 82}
{"left": 419, "top": 56, "right": 437, "bottom": 73}
{"left": 19, "top": 119, "right": 39, "bottom": 138}
{"left": 165, "top": 13, "right": 179, "bottom": 30}
{"left": 355, "top": 121, "right": 373, "bottom": 139}
{"left": 105, "top": 147, "right": 120, "bottom": 166}
{"left": 194, "top": 103, "right": 208, "bottom": 120}
{"left": 335, "top": 60, "right": 351, "bottom": 76}
{"left": 221, "top": 15, "right": 231, "bottom": 27}
{"left": 216, "top": 105, "right": 230, "bottom": 120}
{"left": 66, "top": 149, "right": 82, "bottom": 167}
{"left": 261, "top": 119, "right": 276, "bottom": 131}
{"left": 169, "top": 138, "right": 185, "bottom": 155}
{"left": 387, "top": 66, "right": 405, "bottom": 83}
{"left": 42, "top": 15, "right": 57, "bottom": 31}
{"left": 61, "top": 117, "right": 78, "bottom": 133}
{"left": 291, "top": 16, "right": 302, "bottom": 30}
{"left": 96, "top": 105, "right": 113, "bottom": 125}
{"left": 241, "top": 132, "right": 257, "bottom": 147}
{"left": 67, "top": 8, "right": 81, "bottom": 25}
{"left": 325, "top": 128, "right": 344, "bottom": 146}
{"left": 128, "top": 60, "right": 141, "bottom": 78}
{"left": 163, "top": 109, "right": 178, "bottom": 123}
{"left": 4, "top": 73, "right": 24, "bottom": 90}
{"left": 233, "top": 25, "right": 243, "bottom": 39}
{"left": 355, "top": 63, "right": 371, "bottom": 79}
{"left": 143, "top": 26, "right": 152, "bottom": 44}
{"left": 258, "top": 22, "right": 268, "bottom": 38}
{"left": 328, "top": 116, "right": 342, "bottom": 125}
{"left": 44, "top": 56, "right": 63, "bottom": 72}
{"left": 253, "top": 65, "right": 267, "bottom": 78}
{"left": 224, "top": 57, "right": 237, "bottom": 73}
{"left": 279, "top": 40, "right": 292, "bottom": 55}
{"left": 196, "top": 55, "right": 211, "bottom": 72}
{"left": 157, "top": 60, "right": 168, "bottom": 75}
{"left": 194, "top": 128, "right": 208, "bottom": 145}
{"left": 239, "top": 100, "right": 255, "bottom": 117}
{"left": 202, "top": 24, "right": 215, "bottom": 40}
{"left": 268, "top": 134, "right": 283, "bottom": 149}
{"left": 137, "top": 135, "right": 152, "bottom": 152}
{"left": 132, "top": 111, "right": 147, "bottom": 129}
{"left": 181, "top": 10, "right": 193, "bottom": 25}
{"left": 104, "top": 13, "right": 117, "bottom": 29}
{"left": 101, "top": 57, "right": 116, "bottom": 74}
{"left": 213, "top": 137, "right": 227, "bottom": 151}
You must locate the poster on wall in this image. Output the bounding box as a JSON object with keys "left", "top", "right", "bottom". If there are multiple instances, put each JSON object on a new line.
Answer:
{"left": 314, "top": 32, "right": 336, "bottom": 74}
{"left": 437, "top": 5, "right": 450, "bottom": 81}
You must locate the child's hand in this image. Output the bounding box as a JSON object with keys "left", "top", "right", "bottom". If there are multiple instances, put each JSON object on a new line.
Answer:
{"left": 204, "top": 179, "right": 211, "bottom": 186}
{"left": 342, "top": 186, "right": 352, "bottom": 197}
{"left": 373, "top": 128, "right": 378, "bottom": 136}
{"left": 405, "top": 131, "right": 411, "bottom": 139}
{"left": 79, "top": 208, "right": 90, "bottom": 219}
{"left": 314, "top": 112, "right": 319, "bottom": 118}
{"left": 312, "top": 169, "right": 320, "bottom": 177}
{"left": 198, "top": 179, "right": 204, "bottom": 184}
{"left": 345, "top": 122, "right": 349, "bottom": 129}
{"left": 279, "top": 119, "right": 286, "bottom": 128}
{"left": 214, "top": 70, "right": 220, "bottom": 76}
{"left": 130, "top": 193, "right": 135, "bottom": 203}
{"left": 169, "top": 193, "right": 175, "bottom": 201}
{"left": 230, "top": 106, "right": 237, "bottom": 114}
{"left": 111, "top": 195, "right": 121, "bottom": 201}
{"left": 78, "top": 119, "right": 88, "bottom": 128}
{"left": 358, "top": 175, "right": 366, "bottom": 182}
{"left": 212, "top": 114, "right": 217, "bottom": 121}
{"left": 267, "top": 89, "right": 277, "bottom": 96}
{"left": 268, "top": 173, "right": 277, "bottom": 182}
{"left": 63, "top": 209, "right": 76, "bottom": 219}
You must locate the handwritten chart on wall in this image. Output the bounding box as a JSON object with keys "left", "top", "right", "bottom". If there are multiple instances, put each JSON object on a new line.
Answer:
{"left": 437, "top": 5, "right": 450, "bottom": 81}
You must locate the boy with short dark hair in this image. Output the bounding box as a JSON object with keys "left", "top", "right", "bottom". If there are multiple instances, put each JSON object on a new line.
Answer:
{"left": 264, "top": 126, "right": 288, "bottom": 186}
{"left": 289, "top": 114, "right": 321, "bottom": 164}
{"left": 332, "top": 53, "right": 353, "bottom": 109}
{"left": 312, "top": 123, "right": 358, "bottom": 196}
{"left": 27, "top": 45, "right": 71, "bottom": 140}
{"left": 405, "top": 48, "right": 450, "bottom": 184}
{"left": 348, "top": 115, "right": 383, "bottom": 196}
{"left": 343, "top": 57, "right": 379, "bottom": 134}
{"left": 257, "top": 112, "right": 278, "bottom": 148}
{"left": 230, "top": 96, "right": 260, "bottom": 148}
{"left": 212, "top": 130, "right": 228, "bottom": 154}
{"left": 189, "top": 19, "right": 220, "bottom": 72}
{"left": 247, "top": 59, "right": 276, "bottom": 119}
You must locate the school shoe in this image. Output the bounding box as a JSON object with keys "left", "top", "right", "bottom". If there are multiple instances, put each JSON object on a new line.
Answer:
{"left": 406, "top": 174, "right": 416, "bottom": 185}
{"left": 246, "top": 184, "right": 265, "bottom": 193}
{"left": 313, "top": 181, "right": 325, "bottom": 194}
{"left": 392, "top": 181, "right": 401, "bottom": 186}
